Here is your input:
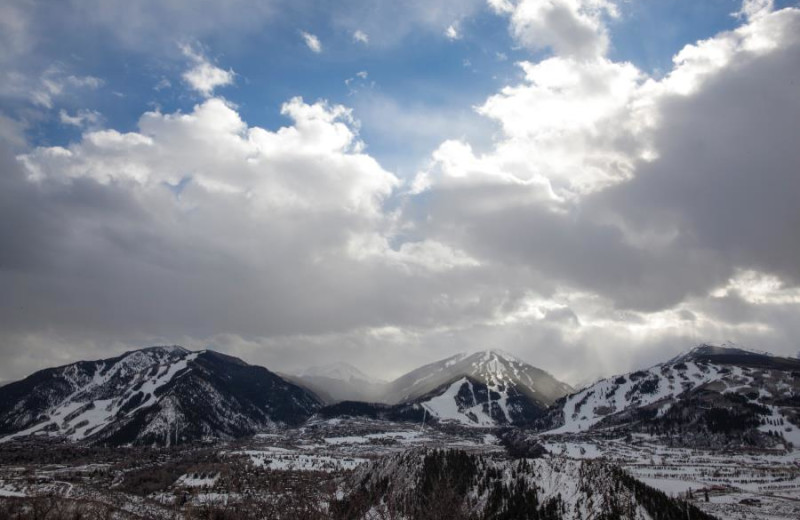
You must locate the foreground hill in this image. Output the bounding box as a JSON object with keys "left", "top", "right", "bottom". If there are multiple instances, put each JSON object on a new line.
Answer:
{"left": 333, "top": 449, "right": 717, "bottom": 520}
{"left": 544, "top": 344, "right": 800, "bottom": 448}
{"left": 0, "top": 346, "right": 321, "bottom": 446}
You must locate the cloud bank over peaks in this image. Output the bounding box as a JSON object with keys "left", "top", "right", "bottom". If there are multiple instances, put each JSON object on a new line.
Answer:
{"left": 411, "top": 5, "right": 800, "bottom": 316}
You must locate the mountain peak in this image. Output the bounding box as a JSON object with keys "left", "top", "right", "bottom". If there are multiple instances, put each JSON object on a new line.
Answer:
{"left": 671, "top": 342, "right": 774, "bottom": 364}
{"left": 0, "top": 346, "right": 320, "bottom": 446}
{"left": 139, "top": 345, "right": 191, "bottom": 355}
{"left": 466, "top": 349, "right": 523, "bottom": 364}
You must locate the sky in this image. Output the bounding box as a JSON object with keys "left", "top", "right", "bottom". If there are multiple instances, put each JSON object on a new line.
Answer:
{"left": 1, "top": 0, "right": 800, "bottom": 385}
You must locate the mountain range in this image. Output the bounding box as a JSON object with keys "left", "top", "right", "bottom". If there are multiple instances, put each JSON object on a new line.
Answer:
{"left": 1, "top": 343, "right": 798, "bottom": 448}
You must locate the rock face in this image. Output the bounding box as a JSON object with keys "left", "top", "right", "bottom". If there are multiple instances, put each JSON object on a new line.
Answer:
{"left": 0, "top": 346, "right": 322, "bottom": 446}
{"left": 543, "top": 343, "right": 800, "bottom": 447}
{"left": 332, "top": 449, "right": 717, "bottom": 520}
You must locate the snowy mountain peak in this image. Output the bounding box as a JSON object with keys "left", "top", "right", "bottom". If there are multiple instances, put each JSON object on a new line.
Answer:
{"left": 139, "top": 345, "right": 191, "bottom": 355}
{"left": 377, "top": 349, "right": 572, "bottom": 427}
{"left": 461, "top": 349, "right": 527, "bottom": 384}
{"left": 670, "top": 342, "right": 774, "bottom": 364}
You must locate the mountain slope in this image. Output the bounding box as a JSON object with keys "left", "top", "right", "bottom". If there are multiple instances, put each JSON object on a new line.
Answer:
{"left": 0, "top": 346, "right": 321, "bottom": 446}
{"left": 544, "top": 343, "right": 800, "bottom": 447}
{"left": 381, "top": 350, "right": 572, "bottom": 427}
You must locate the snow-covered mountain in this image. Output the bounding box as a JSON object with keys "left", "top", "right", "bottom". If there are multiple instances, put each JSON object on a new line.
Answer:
{"left": 545, "top": 343, "right": 800, "bottom": 446}
{"left": 381, "top": 350, "right": 573, "bottom": 427}
{"left": 0, "top": 346, "right": 321, "bottom": 446}
{"left": 284, "top": 362, "right": 387, "bottom": 404}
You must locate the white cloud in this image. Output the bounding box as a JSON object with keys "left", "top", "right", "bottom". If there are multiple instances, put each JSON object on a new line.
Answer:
{"left": 353, "top": 29, "right": 369, "bottom": 44}
{"left": 301, "top": 31, "right": 322, "bottom": 53}
{"left": 495, "top": 0, "right": 618, "bottom": 58}
{"left": 23, "top": 96, "right": 396, "bottom": 212}
{"left": 418, "top": 55, "right": 645, "bottom": 199}
{"left": 487, "top": 0, "right": 514, "bottom": 14}
{"left": 14, "top": 66, "right": 105, "bottom": 109}
{"left": 735, "top": 0, "right": 774, "bottom": 21}
{"left": 59, "top": 109, "right": 103, "bottom": 128}
{"left": 154, "top": 78, "right": 172, "bottom": 91}
{"left": 180, "top": 44, "right": 234, "bottom": 96}
{"left": 445, "top": 22, "right": 461, "bottom": 40}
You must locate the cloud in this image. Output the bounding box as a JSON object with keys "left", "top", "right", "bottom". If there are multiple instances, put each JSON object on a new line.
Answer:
{"left": 329, "top": 0, "right": 484, "bottom": 47}
{"left": 598, "top": 8, "right": 800, "bottom": 295}
{"left": 181, "top": 44, "right": 234, "bottom": 96}
{"left": 67, "top": 0, "right": 279, "bottom": 52}
{"left": 397, "top": 5, "right": 800, "bottom": 369}
{"left": 6, "top": 96, "right": 465, "bottom": 370}
{"left": 493, "top": 0, "right": 618, "bottom": 59}
{"left": 353, "top": 30, "right": 369, "bottom": 44}
{"left": 735, "top": 0, "right": 774, "bottom": 21}
{"left": 3, "top": 1, "right": 800, "bottom": 385}
{"left": 3, "top": 66, "right": 105, "bottom": 109}
{"left": 59, "top": 109, "right": 103, "bottom": 128}
{"left": 301, "top": 31, "right": 322, "bottom": 53}
{"left": 445, "top": 22, "right": 461, "bottom": 40}
{"left": 0, "top": 112, "right": 27, "bottom": 148}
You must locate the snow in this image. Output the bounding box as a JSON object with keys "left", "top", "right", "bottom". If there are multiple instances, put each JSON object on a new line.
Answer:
{"left": 548, "top": 360, "right": 730, "bottom": 434}
{"left": 0, "top": 349, "right": 200, "bottom": 444}
{"left": 324, "top": 431, "right": 429, "bottom": 445}
{"left": 0, "top": 483, "right": 25, "bottom": 497}
{"left": 421, "top": 378, "right": 495, "bottom": 426}
{"left": 389, "top": 349, "right": 568, "bottom": 408}
{"left": 243, "top": 452, "right": 367, "bottom": 472}
{"left": 176, "top": 473, "right": 219, "bottom": 488}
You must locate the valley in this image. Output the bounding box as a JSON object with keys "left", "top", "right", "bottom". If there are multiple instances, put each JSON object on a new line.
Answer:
{"left": 1, "top": 420, "right": 799, "bottom": 519}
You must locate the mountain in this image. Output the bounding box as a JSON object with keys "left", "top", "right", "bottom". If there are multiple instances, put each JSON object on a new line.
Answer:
{"left": 376, "top": 350, "right": 573, "bottom": 427}
{"left": 544, "top": 343, "right": 800, "bottom": 447}
{"left": 332, "top": 449, "right": 717, "bottom": 520}
{"left": 283, "top": 362, "right": 387, "bottom": 404}
{"left": 0, "top": 346, "right": 321, "bottom": 446}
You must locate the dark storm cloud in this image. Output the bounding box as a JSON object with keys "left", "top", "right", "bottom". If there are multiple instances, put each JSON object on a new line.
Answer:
{"left": 598, "top": 31, "right": 800, "bottom": 291}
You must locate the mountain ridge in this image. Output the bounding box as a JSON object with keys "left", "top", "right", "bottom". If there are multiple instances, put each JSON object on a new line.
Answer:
{"left": 0, "top": 346, "right": 321, "bottom": 446}
{"left": 541, "top": 342, "right": 800, "bottom": 448}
